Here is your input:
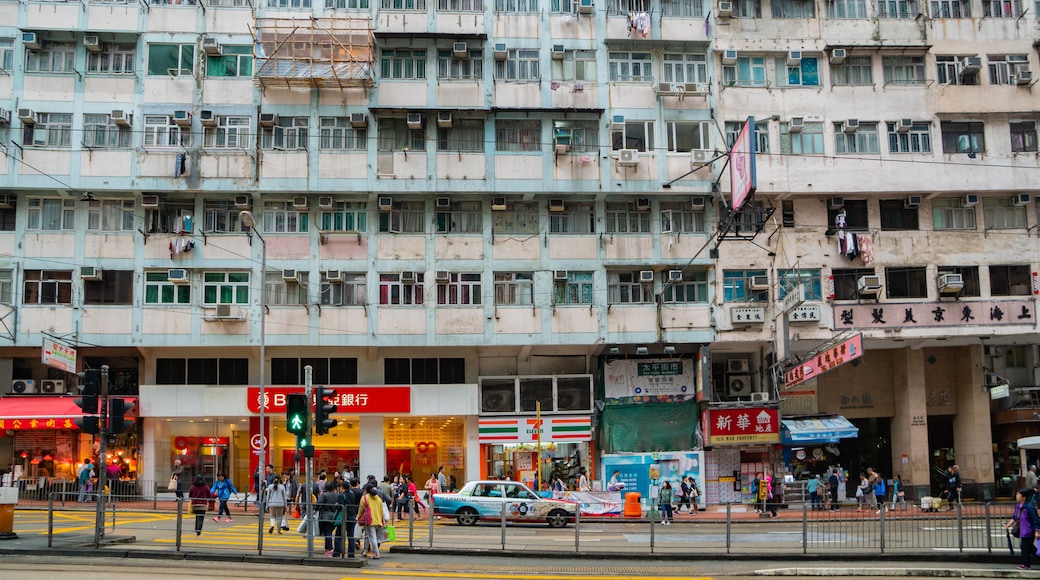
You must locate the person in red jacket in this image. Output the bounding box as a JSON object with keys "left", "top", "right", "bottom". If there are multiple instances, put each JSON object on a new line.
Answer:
{"left": 188, "top": 474, "right": 214, "bottom": 536}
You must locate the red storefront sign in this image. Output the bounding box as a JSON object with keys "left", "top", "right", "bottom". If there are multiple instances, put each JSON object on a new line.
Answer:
{"left": 245, "top": 386, "right": 411, "bottom": 414}
{"left": 0, "top": 417, "right": 77, "bottom": 431}
{"left": 707, "top": 408, "right": 780, "bottom": 445}
{"left": 784, "top": 333, "right": 863, "bottom": 389}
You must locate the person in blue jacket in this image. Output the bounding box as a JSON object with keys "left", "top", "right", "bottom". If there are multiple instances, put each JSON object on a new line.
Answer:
{"left": 211, "top": 472, "right": 238, "bottom": 523}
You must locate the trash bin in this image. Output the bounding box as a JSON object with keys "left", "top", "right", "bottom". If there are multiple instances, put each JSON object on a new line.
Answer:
{"left": 0, "top": 486, "right": 18, "bottom": 540}
{"left": 624, "top": 492, "right": 642, "bottom": 518}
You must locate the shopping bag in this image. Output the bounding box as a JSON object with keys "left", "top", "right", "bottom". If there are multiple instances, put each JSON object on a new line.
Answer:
{"left": 293, "top": 505, "right": 301, "bottom": 519}
{"left": 386, "top": 525, "right": 396, "bottom": 542}
{"left": 297, "top": 514, "right": 310, "bottom": 534}
{"left": 167, "top": 476, "right": 178, "bottom": 492}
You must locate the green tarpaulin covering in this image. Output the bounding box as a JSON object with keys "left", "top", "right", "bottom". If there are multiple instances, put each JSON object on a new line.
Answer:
{"left": 599, "top": 400, "right": 698, "bottom": 453}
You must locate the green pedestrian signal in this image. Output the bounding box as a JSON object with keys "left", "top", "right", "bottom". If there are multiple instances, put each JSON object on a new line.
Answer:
{"left": 286, "top": 393, "right": 309, "bottom": 435}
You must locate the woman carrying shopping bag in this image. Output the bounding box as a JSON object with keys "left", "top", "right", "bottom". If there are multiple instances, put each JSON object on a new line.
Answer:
{"left": 357, "top": 485, "right": 387, "bottom": 559}
{"left": 264, "top": 475, "right": 288, "bottom": 534}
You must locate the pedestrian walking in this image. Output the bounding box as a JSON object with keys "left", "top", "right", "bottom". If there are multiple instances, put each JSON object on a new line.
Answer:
{"left": 658, "top": 481, "right": 675, "bottom": 524}
{"left": 750, "top": 473, "right": 762, "bottom": 512}
{"left": 762, "top": 474, "right": 777, "bottom": 518}
{"left": 264, "top": 475, "right": 288, "bottom": 534}
{"left": 1025, "top": 466, "right": 1038, "bottom": 493}
{"left": 171, "top": 459, "right": 185, "bottom": 500}
{"left": 437, "top": 466, "right": 448, "bottom": 495}
{"left": 358, "top": 485, "right": 387, "bottom": 559}
{"left": 1008, "top": 488, "right": 1040, "bottom": 569}
{"left": 77, "top": 459, "right": 95, "bottom": 503}
{"left": 676, "top": 477, "right": 692, "bottom": 513}
{"left": 318, "top": 480, "right": 343, "bottom": 557}
{"left": 188, "top": 474, "right": 213, "bottom": 536}
{"left": 211, "top": 473, "right": 237, "bottom": 523}
{"left": 891, "top": 474, "right": 908, "bottom": 511}
{"left": 856, "top": 472, "right": 870, "bottom": 512}
{"left": 946, "top": 465, "right": 962, "bottom": 510}
{"left": 871, "top": 470, "right": 887, "bottom": 514}
{"left": 828, "top": 469, "right": 840, "bottom": 510}
{"left": 338, "top": 478, "right": 362, "bottom": 558}
{"left": 688, "top": 477, "right": 700, "bottom": 514}
{"left": 408, "top": 475, "right": 425, "bottom": 518}
{"left": 807, "top": 475, "right": 822, "bottom": 510}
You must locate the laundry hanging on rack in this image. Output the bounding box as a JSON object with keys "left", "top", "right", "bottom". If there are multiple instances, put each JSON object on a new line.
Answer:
{"left": 858, "top": 235, "right": 874, "bottom": 265}
{"left": 627, "top": 12, "right": 651, "bottom": 38}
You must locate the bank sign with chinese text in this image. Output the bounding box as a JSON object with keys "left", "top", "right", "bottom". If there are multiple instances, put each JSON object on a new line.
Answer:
{"left": 246, "top": 386, "right": 411, "bottom": 414}
{"left": 707, "top": 408, "right": 779, "bottom": 445}
{"left": 832, "top": 300, "right": 1035, "bottom": 329}
{"left": 785, "top": 333, "right": 863, "bottom": 388}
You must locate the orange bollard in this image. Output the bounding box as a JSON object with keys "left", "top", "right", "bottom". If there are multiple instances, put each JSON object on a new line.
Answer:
{"left": 624, "top": 492, "right": 642, "bottom": 518}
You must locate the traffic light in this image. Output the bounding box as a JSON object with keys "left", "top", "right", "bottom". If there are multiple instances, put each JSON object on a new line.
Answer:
{"left": 285, "top": 393, "right": 309, "bottom": 435}
{"left": 108, "top": 398, "right": 136, "bottom": 433}
{"left": 74, "top": 369, "right": 101, "bottom": 434}
{"left": 314, "top": 386, "right": 338, "bottom": 435}
{"left": 74, "top": 416, "right": 100, "bottom": 435}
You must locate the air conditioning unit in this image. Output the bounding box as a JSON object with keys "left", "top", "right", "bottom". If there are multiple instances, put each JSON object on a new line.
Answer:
{"left": 636, "top": 198, "right": 651, "bottom": 211}
{"left": 22, "top": 32, "right": 41, "bottom": 50}
{"left": 282, "top": 269, "right": 299, "bottom": 283}
{"left": 787, "top": 50, "right": 802, "bottom": 65}
{"left": 829, "top": 196, "right": 844, "bottom": 209}
{"left": 1013, "top": 193, "right": 1031, "bottom": 206}
{"left": 557, "top": 381, "right": 591, "bottom": 411}
{"left": 173, "top": 110, "right": 192, "bottom": 127}
{"left": 843, "top": 119, "right": 860, "bottom": 133}
{"left": 491, "top": 196, "right": 507, "bottom": 211}
{"left": 436, "top": 197, "right": 451, "bottom": 209}
{"left": 324, "top": 270, "right": 342, "bottom": 282}
{"left": 938, "top": 272, "right": 964, "bottom": 294}
{"left": 84, "top": 35, "right": 101, "bottom": 51}
{"left": 437, "top": 112, "right": 453, "bottom": 128}
{"left": 215, "top": 304, "right": 233, "bottom": 318}
{"left": 435, "top": 270, "right": 450, "bottom": 283}
{"left": 1014, "top": 71, "right": 1033, "bottom": 85}
{"left": 552, "top": 44, "right": 565, "bottom": 59}
{"left": 378, "top": 196, "right": 393, "bottom": 210}
{"left": 722, "top": 50, "right": 738, "bottom": 65}
{"left": 963, "top": 193, "right": 979, "bottom": 207}
{"left": 111, "top": 110, "right": 131, "bottom": 126}
{"left": 829, "top": 48, "right": 847, "bottom": 64}
{"left": 554, "top": 270, "right": 569, "bottom": 281}
{"left": 618, "top": 149, "right": 639, "bottom": 166}
{"left": 350, "top": 113, "right": 368, "bottom": 128}
{"left": 406, "top": 113, "right": 422, "bottom": 129}
{"left": 668, "top": 269, "right": 683, "bottom": 282}
{"left": 857, "top": 275, "right": 882, "bottom": 296}
{"left": 549, "top": 198, "right": 565, "bottom": 212}
{"left": 203, "top": 36, "right": 221, "bottom": 55}
{"left": 750, "top": 392, "right": 769, "bottom": 403}
{"left": 639, "top": 270, "right": 654, "bottom": 283}
{"left": 18, "top": 109, "right": 37, "bottom": 125}
{"left": 717, "top": 0, "right": 733, "bottom": 17}
{"left": 494, "top": 43, "right": 508, "bottom": 60}
{"left": 896, "top": 118, "right": 913, "bottom": 132}
{"left": 904, "top": 195, "right": 922, "bottom": 209}
{"left": 960, "top": 56, "right": 982, "bottom": 71}
{"left": 750, "top": 275, "right": 770, "bottom": 291}
{"left": 684, "top": 82, "right": 706, "bottom": 94}
{"left": 167, "top": 268, "right": 189, "bottom": 283}
{"left": 141, "top": 195, "right": 160, "bottom": 208}
{"left": 80, "top": 266, "right": 102, "bottom": 281}
{"left": 691, "top": 150, "right": 708, "bottom": 164}
{"left": 293, "top": 196, "right": 308, "bottom": 209}
{"left": 482, "top": 389, "right": 515, "bottom": 413}
{"left": 0, "top": 108, "right": 9, "bottom": 126}
{"left": 234, "top": 195, "right": 251, "bottom": 209}
{"left": 318, "top": 196, "right": 334, "bottom": 209}
{"left": 41, "top": 379, "right": 65, "bottom": 394}
{"left": 577, "top": 0, "right": 593, "bottom": 13}
{"left": 690, "top": 196, "right": 706, "bottom": 209}
{"left": 789, "top": 117, "right": 804, "bottom": 132}
{"left": 726, "top": 358, "right": 749, "bottom": 373}
{"left": 554, "top": 131, "right": 572, "bottom": 154}
{"left": 259, "top": 113, "right": 278, "bottom": 127}
{"left": 658, "top": 82, "right": 677, "bottom": 96}
{"left": 452, "top": 42, "right": 468, "bottom": 58}
{"left": 727, "top": 375, "right": 751, "bottom": 397}
{"left": 400, "top": 271, "right": 416, "bottom": 284}
{"left": 12, "top": 379, "right": 37, "bottom": 395}
{"left": 198, "top": 110, "right": 216, "bottom": 127}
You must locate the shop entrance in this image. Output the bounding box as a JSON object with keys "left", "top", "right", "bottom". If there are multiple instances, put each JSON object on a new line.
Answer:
{"left": 928, "top": 416, "right": 955, "bottom": 496}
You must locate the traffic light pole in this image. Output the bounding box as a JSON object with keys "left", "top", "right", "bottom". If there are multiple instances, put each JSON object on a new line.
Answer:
{"left": 93, "top": 365, "right": 109, "bottom": 548}
{"left": 304, "top": 365, "right": 314, "bottom": 558}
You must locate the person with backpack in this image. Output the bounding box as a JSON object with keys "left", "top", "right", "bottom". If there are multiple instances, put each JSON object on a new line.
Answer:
{"left": 676, "top": 477, "right": 692, "bottom": 513}
{"left": 211, "top": 473, "right": 237, "bottom": 523}
{"left": 750, "top": 473, "right": 761, "bottom": 513}
{"left": 77, "top": 459, "right": 94, "bottom": 503}
{"left": 872, "top": 470, "right": 888, "bottom": 514}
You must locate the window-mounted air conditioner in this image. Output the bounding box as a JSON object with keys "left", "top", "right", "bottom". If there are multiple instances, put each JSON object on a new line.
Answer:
{"left": 789, "top": 116, "right": 804, "bottom": 132}
{"left": 406, "top": 113, "right": 422, "bottom": 129}
{"left": 491, "top": 197, "right": 507, "bottom": 211}
{"left": 897, "top": 118, "right": 913, "bottom": 132}
{"left": 168, "top": 268, "right": 189, "bottom": 283}
{"left": 435, "top": 270, "right": 450, "bottom": 283}
{"left": 199, "top": 110, "right": 216, "bottom": 127}
{"left": 80, "top": 266, "right": 102, "bottom": 281}
{"left": 787, "top": 50, "right": 802, "bottom": 65}
{"left": 436, "top": 197, "right": 451, "bottom": 209}
{"left": 84, "top": 35, "right": 101, "bottom": 52}
{"left": 400, "top": 271, "right": 416, "bottom": 284}
{"left": 829, "top": 196, "right": 844, "bottom": 209}
{"left": 857, "top": 275, "right": 882, "bottom": 296}
{"left": 749, "top": 275, "right": 770, "bottom": 291}
{"left": 829, "top": 48, "right": 846, "bottom": 64}
{"left": 960, "top": 56, "right": 982, "bottom": 71}
{"left": 843, "top": 119, "right": 860, "bottom": 133}
{"left": 318, "top": 196, "right": 334, "bottom": 209}
{"left": 635, "top": 198, "right": 651, "bottom": 211}
{"left": 904, "top": 195, "right": 922, "bottom": 209}
{"left": 549, "top": 198, "right": 565, "bottom": 212}
{"left": 215, "top": 304, "right": 234, "bottom": 318}
{"left": 173, "top": 110, "right": 191, "bottom": 127}
{"left": 717, "top": 0, "right": 733, "bottom": 18}
{"left": 259, "top": 113, "right": 278, "bottom": 127}
{"left": 552, "top": 45, "right": 565, "bottom": 59}
{"left": 325, "top": 271, "right": 343, "bottom": 283}
{"left": 141, "top": 195, "right": 160, "bottom": 208}
{"left": 577, "top": 0, "right": 593, "bottom": 13}
{"left": 234, "top": 195, "right": 251, "bottom": 209}
{"left": 18, "top": 109, "right": 37, "bottom": 125}
{"left": 378, "top": 196, "right": 393, "bottom": 210}
{"left": 282, "top": 269, "right": 299, "bottom": 283}
{"left": 41, "top": 379, "right": 65, "bottom": 394}
{"left": 494, "top": 43, "right": 508, "bottom": 60}
{"left": 1014, "top": 71, "right": 1032, "bottom": 85}
{"left": 727, "top": 358, "right": 749, "bottom": 373}
{"left": 554, "top": 130, "right": 572, "bottom": 154}
{"left": 963, "top": 193, "right": 979, "bottom": 207}
{"left": 22, "top": 32, "right": 41, "bottom": 50}
{"left": 0, "top": 108, "right": 10, "bottom": 126}
{"left": 684, "top": 82, "right": 707, "bottom": 94}
{"left": 690, "top": 196, "right": 706, "bottom": 209}
{"left": 727, "top": 375, "right": 751, "bottom": 397}
{"left": 203, "top": 36, "right": 221, "bottom": 55}
{"left": 1013, "top": 193, "right": 1031, "bottom": 206}
{"left": 452, "top": 42, "right": 468, "bottom": 58}
{"left": 611, "top": 114, "right": 625, "bottom": 126}
{"left": 350, "top": 113, "right": 368, "bottom": 128}
{"left": 658, "top": 82, "right": 677, "bottom": 96}
{"left": 722, "top": 50, "right": 738, "bottom": 65}
{"left": 639, "top": 270, "right": 654, "bottom": 283}
{"left": 292, "top": 197, "right": 308, "bottom": 209}
{"left": 12, "top": 379, "right": 37, "bottom": 394}
{"left": 618, "top": 149, "right": 639, "bottom": 166}
{"left": 668, "top": 270, "right": 683, "bottom": 282}
{"left": 437, "top": 112, "right": 453, "bottom": 128}
{"left": 938, "top": 273, "right": 964, "bottom": 294}
{"left": 553, "top": 270, "right": 569, "bottom": 281}
{"left": 750, "top": 392, "right": 769, "bottom": 403}
{"left": 111, "top": 109, "right": 132, "bottom": 126}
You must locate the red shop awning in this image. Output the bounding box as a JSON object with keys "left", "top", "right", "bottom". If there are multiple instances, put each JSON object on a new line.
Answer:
{"left": 0, "top": 396, "right": 137, "bottom": 431}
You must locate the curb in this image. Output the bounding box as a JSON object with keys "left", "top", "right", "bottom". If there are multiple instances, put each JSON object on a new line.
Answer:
{"left": 754, "top": 568, "right": 1040, "bottom": 578}
{"left": 0, "top": 547, "right": 366, "bottom": 568}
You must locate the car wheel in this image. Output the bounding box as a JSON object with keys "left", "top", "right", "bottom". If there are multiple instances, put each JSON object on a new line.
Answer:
{"left": 546, "top": 509, "right": 569, "bottom": 528}
{"left": 456, "top": 507, "right": 479, "bottom": 526}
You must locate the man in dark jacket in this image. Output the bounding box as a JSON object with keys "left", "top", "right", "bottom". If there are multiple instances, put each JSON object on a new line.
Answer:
{"left": 338, "top": 478, "right": 362, "bottom": 558}
{"left": 946, "top": 465, "right": 962, "bottom": 510}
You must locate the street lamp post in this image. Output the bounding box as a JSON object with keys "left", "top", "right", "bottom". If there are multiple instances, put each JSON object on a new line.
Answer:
{"left": 239, "top": 210, "right": 269, "bottom": 467}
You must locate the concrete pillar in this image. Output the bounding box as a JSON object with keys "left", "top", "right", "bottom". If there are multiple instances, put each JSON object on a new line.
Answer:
{"left": 952, "top": 345, "right": 995, "bottom": 500}
{"left": 891, "top": 348, "right": 931, "bottom": 499}
{"left": 465, "top": 415, "right": 481, "bottom": 483}
{"left": 358, "top": 415, "right": 386, "bottom": 480}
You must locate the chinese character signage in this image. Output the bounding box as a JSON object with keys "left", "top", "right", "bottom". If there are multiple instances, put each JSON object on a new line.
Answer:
{"left": 0, "top": 418, "right": 77, "bottom": 430}
{"left": 789, "top": 305, "right": 821, "bottom": 323}
{"left": 833, "top": 300, "right": 1035, "bottom": 329}
{"left": 245, "top": 386, "right": 411, "bottom": 414}
{"left": 707, "top": 408, "right": 779, "bottom": 445}
{"left": 604, "top": 359, "right": 694, "bottom": 401}
{"left": 731, "top": 307, "right": 765, "bottom": 324}
{"left": 41, "top": 338, "right": 77, "bottom": 373}
{"left": 785, "top": 333, "right": 863, "bottom": 389}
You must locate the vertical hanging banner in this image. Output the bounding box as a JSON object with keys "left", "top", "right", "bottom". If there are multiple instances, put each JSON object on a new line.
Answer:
{"left": 729, "top": 115, "right": 758, "bottom": 212}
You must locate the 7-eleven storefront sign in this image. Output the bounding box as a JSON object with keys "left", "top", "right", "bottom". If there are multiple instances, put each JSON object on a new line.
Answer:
{"left": 478, "top": 416, "right": 592, "bottom": 444}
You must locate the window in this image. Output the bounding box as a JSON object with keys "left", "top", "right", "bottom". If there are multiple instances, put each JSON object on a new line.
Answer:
{"left": 435, "top": 200, "right": 483, "bottom": 233}
{"left": 835, "top": 122, "right": 880, "bottom": 154}
{"left": 887, "top": 121, "right": 932, "bottom": 153}
{"left": 548, "top": 202, "right": 594, "bottom": 234}
{"left": 203, "top": 272, "right": 250, "bottom": 305}
{"left": 27, "top": 198, "right": 75, "bottom": 230}
{"left": 86, "top": 44, "right": 135, "bottom": 74}
{"left": 207, "top": 45, "right": 252, "bottom": 77}
{"left": 983, "top": 0, "right": 1020, "bottom": 15}
{"left": 321, "top": 273, "right": 366, "bottom": 306}
{"left": 83, "top": 113, "right": 132, "bottom": 149}
{"left": 660, "top": 201, "right": 706, "bottom": 234}
{"left": 553, "top": 120, "right": 598, "bottom": 153}
{"left": 0, "top": 271, "right": 13, "bottom": 304}
{"left": 155, "top": 359, "right": 250, "bottom": 385}
{"left": 611, "top": 120, "right": 654, "bottom": 151}
{"left": 935, "top": 55, "right": 978, "bottom": 85}
{"left": 989, "top": 265, "right": 1030, "bottom": 296}
{"left": 147, "top": 43, "right": 195, "bottom": 76}
{"left": 938, "top": 266, "right": 980, "bottom": 296}
{"left": 381, "top": 0, "right": 425, "bottom": 8}
{"left": 438, "top": 0, "right": 480, "bottom": 8}
{"left": 437, "top": 119, "right": 484, "bottom": 152}
{"left": 879, "top": 199, "right": 919, "bottom": 230}
{"left": 272, "top": 357, "right": 358, "bottom": 385}
{"left": 1011, "top": 121, "right": 1038, "bottom": 153}
{"left": 437, "top": 49, "right": 483, "bottom": 80}
{"left": 143, "top": 272, "right": 190, "bottom": 307}
{"left": 495, "top": 49, "right": 540, "bottom": 81}
{"left": 261, "top": 116, "right": 309, "bottom": 151}
{"left": 930, "top": 0, "right": 970, "bottom": 15}
{"left": 827, "top": 199, "right": 868, "bottom": 231}
{"left": 144, "top": 115, "right": 191, "bottom": 148}
{"left": 83, "top": 270, "right": 133, "bottom": 305}
{"left": 378, "top": 200, "right": 424, "bottom": 233}
{"left": 143, "top": 200, "right": 193, "bottom": 234}
{"left": 825, "top": 0, "right": 867, "bottom": 17}
{"left": 262, "top": 201, "right": 309, "bottom": 233}
{"left": 23, "top": 270, "right": 73, "bottom": 305}
{"left": 24, "top": 113, "right": 72, "bottom": 148}
{"left": 326, "top": 0, "right": 369, "bottom": 7}
{"left": 496, "top": 0, "right": 537, "bottom": 10}
{"left": 25, "top": 42, "right": 75, "bottom": 73}
{"left": 608, "top": 271, "right": 653, "bottom": 304}
{"left": 878, "top": 0, "right": 918, "bottom": 17}
{"left": 662, "top": 270, "right": 708, "bottom": 303}
{"left": 831, "top": 56, "right": 873, "bottom": 85}
{"left": 772, "top": 0, "right": 814, "bottom": 17}
{"left": 882, "top": 55, "right": 926, "bottom": 85}
{"left": 552, "top": 50, "right": 597, "bottom": 82}
{"left": 832, "top": 267, "right": 876, "bottom": 300}
{"left": 87, "top": 199, "right": 135, "bottom": 231}
{"left": 941, "top": 121, "right": 985, "bottom": 154}
{"left": 436, "top": 273, "right": 482, "bottom": 305}
{"left": 549, "top": 0, "right": 574, "bottom": 11}
{"left": 268, "top": 0, "right": 311, "bottom": 7}
{"left": 319, "top": 117, "right": 367, "bottom": 151}
{"left": 494, "top": 272, "right": 533, "bottom": 305}
{"left": 380, "top": 49, "right": 426, "bottom": 80}
{"left": 607, "top": 0, "right": 649, "bottom": 13}
{"left": 320, "top": 201, "right": 367, "bottom": 232}
{"left": 553, "top": 271, "right": 593, "bottom": 305}
{"left": 379, "top": 273, "right": 425, "bottom": 305}
{"left": 775, "top": 56, "right": 819, "bottom": 86}
{"left": 732, "top": 0, "right": 762, "bottom": 16}
{"left": 0, "top": 39, "right": 13, "bottom": 72}
{"left": 666, "top": 121, "right": 710, "bottom": 152}
{"left": 384, "top": 358, "right": 464, "bottom": 384}
{"left": 727, "top": 200, "right": 767, "bottom": 236}
{"left": 0, "top": 201, "right": 15, "bottom": 232}
{"left": 662, "top": 53, "right": 707, "bottom": 85}
{"left": 605, "top": 202, "right": 651, "bottom": 233}
{"left": 661, "top": 0, "right": 704, "bottom": 16}
{"left": 608, "top": 52, "right": 653, "bottom": 82}
{"left": 932, "top": 198, "right": 976, "bottom": 230}
{"left": 265, "top": 271, "right": 308, "bottom": 305}
{"left": 780, "top": 121, "right": 824, "bottom": 155}
{"left": 983, "top": 197, "right": 1027, "bottom": 229}
{"left": 377, "top": 118, "right": 425, "bottom": 151}
{"left": 202, "top": 200, "right": 241, "bottom": 233}
{"left": 778, "top": 269, "right": 822, "bottom": 300}
{"left": 204, "top": 115, "right": 251, "bottom": 149}
{"left": 987, "top": 55, "right": 1027, "bottom": 85}
{"left": 210, "top": 0, "right": 253, "bottom": 5}
{"left": 885, "top": 267, "right": 928, "bottom": 298}
{"left": 722, "top": 56, "right": 767, "bottom": 87}
{"left": 492, "top": 201, "right": 538, "bottom": 234}
{"left": 496, "top": 120, "right": 541, "bottom": 152}
{"left": 723, "top": 270, "right": 768, "bottom": 303}
{"left": 725, "top": 121, "right": 770, "bottom": 154}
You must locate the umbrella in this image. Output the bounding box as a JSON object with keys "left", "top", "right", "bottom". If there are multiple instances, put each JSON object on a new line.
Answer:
{"left": 1007, "top": 528, "right": 1016, "bottom": 555}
